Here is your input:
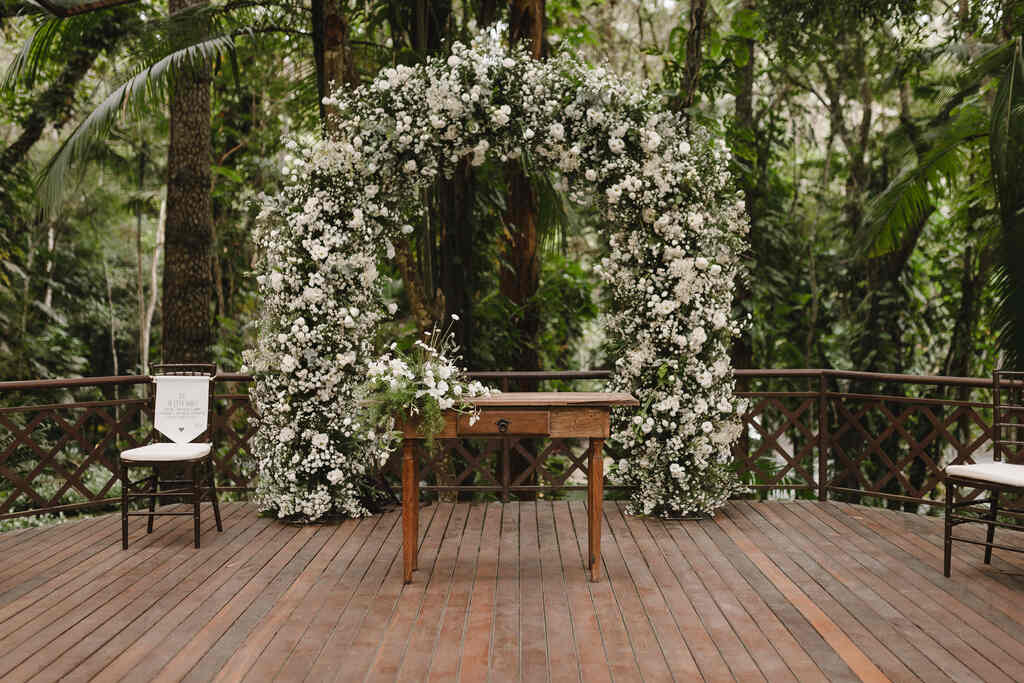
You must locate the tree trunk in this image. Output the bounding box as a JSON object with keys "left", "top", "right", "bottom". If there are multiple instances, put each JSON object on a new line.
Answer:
{"left": 438, "top": 158, "right": 477, "bottom": 365}
{"left": 730, "top": 0, "right": 756, "bottom": 470}
{"left": 679, "top": 0, "right": 708, "bottom": 109}
{"left": 313, "top": 0, "right": 359, "bottom": 130}
{"left": 162, "top": 0, "right": 213, "bottom": 364}
{"left": 503, "top": 0, "right": 545, "bottom": 381}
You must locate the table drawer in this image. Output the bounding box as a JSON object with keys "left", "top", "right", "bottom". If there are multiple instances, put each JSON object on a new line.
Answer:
{"left": 458, "top": 410, "right": 550, "bottom": 436}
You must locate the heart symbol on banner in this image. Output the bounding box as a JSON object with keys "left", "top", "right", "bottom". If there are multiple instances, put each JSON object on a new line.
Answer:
{"left": 179, "top": 427, "right": 185, "bottom": 432}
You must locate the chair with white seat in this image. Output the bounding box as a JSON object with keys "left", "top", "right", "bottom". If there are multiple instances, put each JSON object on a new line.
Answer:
{"left": 120, "top": 363, "right": 223, "bottom": 549}
{"left": 943, "top": 369, "right": 1024, "bottom": 576}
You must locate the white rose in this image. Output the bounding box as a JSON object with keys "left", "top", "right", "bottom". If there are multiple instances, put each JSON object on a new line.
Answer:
{"left": 608, "top": 137, "right": 625, "bottom": 154}
{"left": 270, "top": 271, "right": 284, "bottom": 291}
{"left": 549, "top": 122, "right": 565, "bottom": 141}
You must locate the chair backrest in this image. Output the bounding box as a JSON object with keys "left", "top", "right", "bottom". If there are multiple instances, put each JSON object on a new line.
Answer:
{"left": 992, "top": 369, "right": 1024, "bottom": 463}
{"left": 151, "top": 363, "right": 216, "bottom": 444}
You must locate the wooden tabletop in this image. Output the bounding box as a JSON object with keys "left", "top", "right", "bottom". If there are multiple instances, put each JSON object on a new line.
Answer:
{"left": 469, "top": 391, "right": 639, "bottom": 407}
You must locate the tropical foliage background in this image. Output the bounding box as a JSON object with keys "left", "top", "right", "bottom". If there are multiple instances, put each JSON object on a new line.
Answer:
{"left": 1, "top": 0, "right": 1023, "bottom": 391}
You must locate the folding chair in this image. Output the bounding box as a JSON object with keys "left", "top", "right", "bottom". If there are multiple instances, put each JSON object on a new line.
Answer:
{"left": 120, "top": 363, "right": 223, "bottom": 549}
{"left": 943, "top": 368, "right": 1024, "bottom": 576}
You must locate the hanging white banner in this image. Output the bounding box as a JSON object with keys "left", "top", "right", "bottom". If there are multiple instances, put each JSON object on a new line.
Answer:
{"left": 154, "top": 375, "right": 211, "bottom": 443}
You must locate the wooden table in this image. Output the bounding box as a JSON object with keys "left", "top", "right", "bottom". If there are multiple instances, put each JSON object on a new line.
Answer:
{"left": 401, "top": 391, "right": 639, "bottom": 583}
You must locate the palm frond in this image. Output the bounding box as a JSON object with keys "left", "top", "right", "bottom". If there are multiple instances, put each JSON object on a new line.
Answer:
{"left": 860, "top": 104, "right": 987, "bottom": 256}
{"left": 36, "top": 34, "right": 236, "bottom": 212}
{"left": 3, "top": 17, "right": 63, "bottom": 92}
{"left": 990, "top": 38, "right": 1024, "bottom": 367}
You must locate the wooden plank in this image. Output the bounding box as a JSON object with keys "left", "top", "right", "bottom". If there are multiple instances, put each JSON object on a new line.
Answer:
{"left": 91, "top": 513, "right": 294, "bottom": 682}
{"left": 0, "top": 510, "right": 229, "bottom": 682}
{"left": 452, "top": 503, "right": 501, "bottom": 683}
{"left": 693, "top": 510, "right": 830, "bottom": 682}
{"left": 726, "top": 502, "right": 926, "bottom": 682}
{"left": 549, "top": 501, "right": 611, "bottom": 683}
{"left": 0, "top": 506, "right": 214, "bottom": 646}
{"left": 146, "top": 524, "right": 320, "bottom": 683}
{"left": 236, "top": 516, "right": 379, "bottom": 683}
{"left": 841, "top": 502, "right": 1024, "bottom": 623}
{"left": 6, "top": 500, "right": 1024, "bottom": 683}
{"left": 652, "top": 514, "right": 768, "bottom": 681}
{"left": 802, "top": 502, "right": 1024, "bottom": 679}
{"left": 742, "top": 501, "right": 961, "bottom": 682}
{"left": 488, "top": 501, "right": 520, "bottom": 681}
{"left": 550, "top": 407, "right": 609, "bottom": 438}
{"left": 0, "top": 510, "right": 122, "bottom": 598}
{"left": 597, "top": 503, "right": 673, "bottom": 682}
{"left": 395, "top": 503, "right": 471, "bottom": 681}
{"left": 362, "top": 503, "right": 461, "bottom": 682}
{"left": 677, "top": 518, "right": 798, "bottom": 683}
{"left": 816, "top": 501, "right": 1024, "bottom": 637}
{"left": 0, "top": 513, "right": 113, "bottom": 584}
{"left": 783, "top": 501, "right": 1000, "bottom": 683}
{"left": 33, "top": 505, "right": 263, "bottom": 683}
{"left": 517, "top": 500, "right": 548, "bottom": 683}
{"left": 0, "top": 524, "right": 48, "bottom": 552}
{"left": 535, "top": 499, "right": 581, "bottom": 683}
{"left": 471, "top": 392, "right": 638, "bottom": 407}
{"left": 336, "top": 502, "right": 449, "bottom": 682}
{"left": 426, "top": 503, "right": 485, "bottom": 682}
{"left": 0, "top": 504, "right": 224, "bottom": 642}
{"left": 208, "top": 517, "right": 360, "bottom": 682}
{"left": 631, "top": 514, "right": 733, "bottom": 681}
{"left": 605, "top": 504, "right": 704, "bottom": 681}
{"left": 274, "top": 510, "right": 401, "bottom": 681}
{"left": 567, "top": 500, "right": 640, "bottom": 682}
{"left": 459, "top": 410, "right": 549, "bottom": 436}
{"left": 711, "top": 512, "right": 890, "bottom": 683}
{"left": 178, "top": 524, "right": 339, "bottom": 683}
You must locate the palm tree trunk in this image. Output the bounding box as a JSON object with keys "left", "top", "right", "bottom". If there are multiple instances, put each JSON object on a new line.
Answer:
{"left": 162, "top": 0, "right": 213, "bottom": 363}
{"left": 503, "top": 0, "right": 545, "bottom": 381}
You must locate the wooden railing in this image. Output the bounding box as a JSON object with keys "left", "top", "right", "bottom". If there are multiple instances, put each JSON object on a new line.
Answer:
{"left": 0, "top": 374, "right": 255, "bottom": 520}
{"left": 0, "top": 369, "right": 1017, "bottom": 520}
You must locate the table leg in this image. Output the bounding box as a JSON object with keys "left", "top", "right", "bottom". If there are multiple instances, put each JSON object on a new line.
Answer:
{"left": 588, "top": 438, "right": 604, "bottom": 582}
{"left": 402, "top": 439, "right": 418, "bottom": 583}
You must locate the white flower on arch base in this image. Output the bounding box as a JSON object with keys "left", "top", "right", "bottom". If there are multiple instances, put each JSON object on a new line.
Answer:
{"left": 245, "top": 38, "right": 749, "bottom": 522}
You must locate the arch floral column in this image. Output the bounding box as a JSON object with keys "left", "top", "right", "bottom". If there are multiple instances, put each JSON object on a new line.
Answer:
{"left": 245, "top": 39, "right": 748, "bottom": 522}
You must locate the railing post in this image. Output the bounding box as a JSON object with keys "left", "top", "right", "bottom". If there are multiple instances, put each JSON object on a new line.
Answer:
{"left": 818, "top": 371, "right": 828, "bottom": 501}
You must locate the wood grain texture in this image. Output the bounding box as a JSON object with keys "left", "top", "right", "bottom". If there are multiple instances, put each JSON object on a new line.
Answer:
{"left": 1, "top": 500, "right": 1022, "bottom": 682}
{"left": 470, "top": 391, "right": 638, "bottom": 407}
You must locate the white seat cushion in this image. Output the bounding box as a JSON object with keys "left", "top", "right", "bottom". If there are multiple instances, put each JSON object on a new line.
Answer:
{"left": 120, "top": 442, "right": 212, "bottom": 462}
{"left": 946, "top": 462, "right": 1024, "bottom": 487}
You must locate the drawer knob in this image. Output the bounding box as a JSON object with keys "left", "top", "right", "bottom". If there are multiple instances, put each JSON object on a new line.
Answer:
{"left": 495, "top": 418, "right": 510, "bottom": 434}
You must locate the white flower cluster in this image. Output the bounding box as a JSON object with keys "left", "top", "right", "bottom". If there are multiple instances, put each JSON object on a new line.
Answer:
{"left": 247, "top": 37, "right": 746, "bottom": 521}
{"left": 363, "top": 324, "right": 495, "bottom": 456}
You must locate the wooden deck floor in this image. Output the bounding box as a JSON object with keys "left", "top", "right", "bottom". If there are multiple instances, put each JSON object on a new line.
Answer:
{"left": 0, "top": 500, "right": 1022, "bottom": 683}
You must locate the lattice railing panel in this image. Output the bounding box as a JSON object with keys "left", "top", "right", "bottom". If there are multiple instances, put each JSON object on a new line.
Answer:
{"left": 826, "top": 393, "right": 997, "bottom": 505}
{"left": 0, "top": 378, "right": 254, "bottom": 520}
{"left": 732, "top": 393, "right": 821, "bottom": 493}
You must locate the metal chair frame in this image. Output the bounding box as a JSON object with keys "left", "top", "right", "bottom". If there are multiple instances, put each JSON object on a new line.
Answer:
{"left": 944, "top": 368, "right": 1024, "bottom": 576}
{"left": 120, "top": 363, "right": 223, "bottom": 549}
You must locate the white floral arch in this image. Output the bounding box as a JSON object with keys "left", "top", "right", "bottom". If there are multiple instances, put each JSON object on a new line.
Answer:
{"left": 245, "top": 39, "right": 749, "bottom": 521}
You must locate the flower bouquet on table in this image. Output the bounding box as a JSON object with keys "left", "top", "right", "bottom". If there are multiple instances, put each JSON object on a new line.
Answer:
{"left": 362, "top": 316, "right": 497, "bottom": 451}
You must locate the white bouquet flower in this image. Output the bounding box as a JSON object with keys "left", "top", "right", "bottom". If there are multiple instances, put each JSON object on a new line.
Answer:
{"left": 362, "top": 316, "right": 496, "bottom": 453}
